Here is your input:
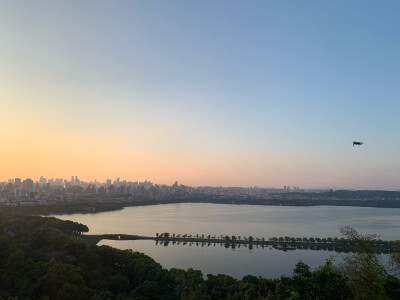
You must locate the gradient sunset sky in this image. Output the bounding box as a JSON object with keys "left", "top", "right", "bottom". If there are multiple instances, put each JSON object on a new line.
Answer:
{"left": 1, "top": 1, "right": 400, "bottom": 189}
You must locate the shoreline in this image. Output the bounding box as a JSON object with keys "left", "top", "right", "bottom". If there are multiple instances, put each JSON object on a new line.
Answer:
{"left": 2, "top": 197, "right": 400, "bottom": 216}
{"left": 0, "top": 197, "right": 400, "bottom": 216}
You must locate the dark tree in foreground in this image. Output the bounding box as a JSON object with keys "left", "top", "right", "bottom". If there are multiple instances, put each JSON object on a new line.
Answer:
{"left": 340, "top": 226, "right": 400, "bottom": 300}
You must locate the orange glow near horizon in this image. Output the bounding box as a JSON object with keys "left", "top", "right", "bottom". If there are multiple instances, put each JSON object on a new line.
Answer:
{"left": 1, "top": 90, "right": 398, "bottom": 189}
{"left": 2, "top": 2, "right": 400, "bottom": 191}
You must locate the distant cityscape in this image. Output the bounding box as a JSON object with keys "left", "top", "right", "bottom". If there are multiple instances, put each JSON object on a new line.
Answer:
{"left": 0, "top": 176, "right": 320, "bottom": 206}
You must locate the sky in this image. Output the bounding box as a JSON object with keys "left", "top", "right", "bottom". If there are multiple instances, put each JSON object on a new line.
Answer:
{"left": 1, "top": 1, "right": 400, "bottom": 189}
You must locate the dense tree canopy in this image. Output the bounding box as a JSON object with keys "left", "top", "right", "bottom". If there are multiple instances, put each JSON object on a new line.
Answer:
{"left": 0, "top": 212, "right": 398, "bottom": 299}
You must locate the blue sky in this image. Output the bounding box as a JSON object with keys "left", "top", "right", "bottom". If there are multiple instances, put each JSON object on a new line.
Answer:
{"left": 1, "top": 1, "right": 400, "bottom": 189}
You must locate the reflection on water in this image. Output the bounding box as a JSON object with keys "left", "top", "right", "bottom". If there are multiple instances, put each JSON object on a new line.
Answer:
{"left": 55, "top": 203, "right": 400, "bottom": 239}
{"left": 99, "top": 239, "right": 340, "bottom": 279}
{"left": 54, "top": 203, "right": 400, "bottom": 278}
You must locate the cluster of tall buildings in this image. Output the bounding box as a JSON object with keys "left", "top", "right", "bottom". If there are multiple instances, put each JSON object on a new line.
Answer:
{"left": 0, "top": 176, "right": 192, "bottom": 205}
{"left": 283, "top": 186, "right": 302, "bottom": 192}
{"left": 0, "top": 176, "right": 307, "bottom": 206}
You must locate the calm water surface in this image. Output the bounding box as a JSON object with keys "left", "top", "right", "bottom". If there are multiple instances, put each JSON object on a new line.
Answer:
{"left": 54, "top": 203, "right": 400, "bottom": 278}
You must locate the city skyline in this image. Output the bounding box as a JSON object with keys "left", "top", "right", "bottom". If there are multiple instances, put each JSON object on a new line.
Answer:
{"left": 1, "top": 1, "right": 400, "bottom": 189}
{"left": 0, "top": 174, "right": 396, "bottom": 191}
{"left": 0, "top": 175, "right": 302, "bottom": 189}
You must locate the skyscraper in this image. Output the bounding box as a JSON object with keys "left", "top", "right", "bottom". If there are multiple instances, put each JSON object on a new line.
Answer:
{"left": 14, "top": 178, "right": 22, "bottom": 188}
{"left": 39, "top": 176, "right": 47, "bottom": 185}
{"left": 22, "top": 178, "right": 34, "bottom": 192}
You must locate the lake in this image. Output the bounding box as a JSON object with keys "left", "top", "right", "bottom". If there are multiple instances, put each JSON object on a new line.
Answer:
{"left": 53, "top": 203, "right": 400, "bottom": 278}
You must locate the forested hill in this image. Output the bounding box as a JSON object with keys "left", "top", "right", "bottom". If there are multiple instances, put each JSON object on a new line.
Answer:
{"left": 298, "top": 190, "right": 400, "bottom": 200}
{"left": 0, "top": 213, "right": 399, "bottom": 299}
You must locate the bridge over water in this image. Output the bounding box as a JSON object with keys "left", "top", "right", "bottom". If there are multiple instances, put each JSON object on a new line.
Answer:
{"left": 81, "top": 234, "right": 400, "bottom": 253}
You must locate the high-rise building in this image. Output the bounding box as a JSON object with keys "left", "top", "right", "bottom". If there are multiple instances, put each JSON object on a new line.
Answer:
{"left": 22, "top": 178, "right": 34, "bottom": 192}
{"left": 14, "top": 178, "right": 22, "bottom": 188}
{"left": 39, "top": 176, "right": 47, "bottom": 185}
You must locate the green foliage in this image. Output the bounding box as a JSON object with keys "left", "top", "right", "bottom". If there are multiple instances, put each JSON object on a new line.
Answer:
{"left": 170, "top": 268, "right": 204, "bottom": 295}
{"left": 277, "top": 260, "right": 353, "bottom": 300}
{"left": 339, "top": 226, "right": 400, "bottom": 299}
{"left": 0, "top": 212, "right": 176, "bottom": 299}
{"left": 0, "top": 212, "right": 398, "bottom": 300}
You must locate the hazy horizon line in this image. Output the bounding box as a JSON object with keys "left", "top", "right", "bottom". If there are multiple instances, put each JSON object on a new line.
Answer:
{"left": 2, "top": 176, "right": 400, "bottom": 192}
